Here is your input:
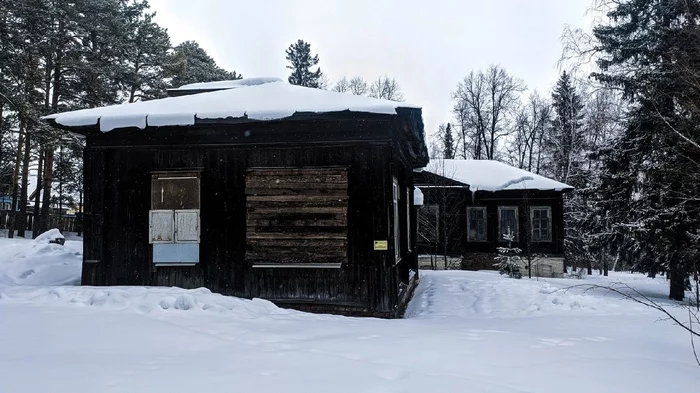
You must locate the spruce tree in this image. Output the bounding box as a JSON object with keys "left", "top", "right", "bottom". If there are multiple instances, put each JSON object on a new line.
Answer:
{"left": 547, "top": 71, "right": 585, "bottom": 183}
{"left": 592, "top": 0, "right": 700, "bottom": 300}
{"left": 547, "top": 72, "right": 587, "bottom": 272}
{"left": 285, "top": 39, "right": 323, "bottom": 88}
{"left": 443, "top": 123, "right": 455, "bottom": 159}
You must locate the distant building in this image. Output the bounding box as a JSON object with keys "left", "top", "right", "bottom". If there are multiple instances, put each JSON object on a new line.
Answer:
{"left": 415, "top": 159, "right": 573, "bottom": 277}
{"left": 0, "top": 195, "right": 12, "bottom": 211}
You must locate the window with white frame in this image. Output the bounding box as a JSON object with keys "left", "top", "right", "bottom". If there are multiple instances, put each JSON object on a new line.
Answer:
{"left": 531, "top": 206, "right": 552, "bottom": 242}
{"left": 467, "top": 206, "right": 487, "bottom": 242}
{"left": 393, "top": 178, "right": 400, "bottom": 260}
{"left": 149, "top": 171, "right": 201, "bottom": 265}
{"left": 498, "top": 206, "right": 518, "bottom": 241}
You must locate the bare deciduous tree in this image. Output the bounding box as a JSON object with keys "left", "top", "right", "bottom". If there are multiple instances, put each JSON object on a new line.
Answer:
{"left": 369, "top": 75, "right": 404, "bottom": 101}
{"left": 332, "top": 76, "right": 350, "bottom": 93}
{"left": 348, "top": 77, "right": 368, "bottom": 96}
{"left": 508, "top": 92, "right": 551, "bottom": 173}
{"left": 452, "top": 65, "right": 525, "bottom": 160}
{"left": 333, "top": 76, "right": 369, "bottom": 96}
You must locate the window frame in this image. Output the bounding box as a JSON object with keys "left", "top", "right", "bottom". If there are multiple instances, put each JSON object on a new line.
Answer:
{"left": 150, "top": 171, "right": 201, "bottom": 210}
{"left": 405, "top": 188, "right": 412, "bottom": 251}
{"left": 466, "top": 206, "right": 488, "bottom": 242}
{"left": 393, "top": 177, "right": 401, "bottom": 261}
{"left": 498, "top": 206, "right": 519, "bottom": 242}
{"left": 417, "top": 204, "right": 439, "bottom": 244}
{"left": 530, "top": 206, "right": 552, "bottom": 243}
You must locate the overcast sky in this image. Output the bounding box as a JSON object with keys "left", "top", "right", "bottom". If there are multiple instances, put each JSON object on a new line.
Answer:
{"left": 149, "top": 0, "right": 593, "bottom": 138}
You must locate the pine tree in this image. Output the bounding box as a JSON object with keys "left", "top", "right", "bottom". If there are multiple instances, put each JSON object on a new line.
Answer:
{"left": 119, "top": 1, "right": 171, "bottom": 102}
{"left": 285, "top": 39, "right": 323, "bottom": 88}
{"left": 165, "top": 41, "right": 241, "bottom": 88}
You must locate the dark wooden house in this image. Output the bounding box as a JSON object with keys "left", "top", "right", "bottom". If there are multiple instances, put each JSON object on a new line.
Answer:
{"left": 415, "top": 159, "right": 573, "bottom": 277}
{"left": 42, "top": 78, "right": 428, "bottom": 317}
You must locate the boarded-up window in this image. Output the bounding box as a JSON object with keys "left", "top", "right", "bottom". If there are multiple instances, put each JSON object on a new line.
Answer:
{"left": 245, "top": 167, "right": 348, "bottom": 268}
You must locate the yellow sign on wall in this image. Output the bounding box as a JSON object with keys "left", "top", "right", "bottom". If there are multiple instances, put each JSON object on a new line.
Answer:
{"left": 373, "top": 240, "right": 388, "bottom": 251}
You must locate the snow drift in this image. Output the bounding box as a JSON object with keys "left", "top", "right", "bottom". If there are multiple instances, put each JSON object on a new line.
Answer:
{"left": 0, "top": 229, "right": 82, "bottom": 287}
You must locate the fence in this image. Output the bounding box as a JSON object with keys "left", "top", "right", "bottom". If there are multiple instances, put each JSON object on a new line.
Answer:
{"left": 0, "top": 210, "right": 79, "bottom": 234}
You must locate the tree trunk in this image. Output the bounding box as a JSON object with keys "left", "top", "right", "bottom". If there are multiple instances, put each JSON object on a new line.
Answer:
{"left": 77, "top": 183, "right": 83, "bottom": 237}
{"left": 648, "top": 264, "right": 657, "bottom": 279}
{"left": 40, "top": 149, "right": 54, "bottom": 233}
{"left": 32, "top": 150, "right": 44, "bottom": 238}
{"left": 603, "top": 251, "right": 609, "bottom": 277}
{"left": 7, "top": 122, "right": 26, "bottom": 238}
{"left": 587, "top": 259, "right": 593, "bottom": 276}
{"left": 16, "top": 127, "right": 31, "bottom": 238}
{"left": 58, "top": 145, "right": 63, "bottom": 219}
{"left": 669, "top": 264, "right": 685, "bottom": 301}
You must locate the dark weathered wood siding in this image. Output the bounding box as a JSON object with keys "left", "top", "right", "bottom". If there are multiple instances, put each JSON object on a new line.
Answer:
{"left": 79, "top": 118, "right": 419, "bottom": 316}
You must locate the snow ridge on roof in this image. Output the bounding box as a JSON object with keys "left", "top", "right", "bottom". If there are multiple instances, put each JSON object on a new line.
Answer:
{"left": 42, "top": 79, "right": 421, "bottom": 132}
{"left": 425, "top": 159, "right": 573, "bottom": 192}
{"left": 172, "top": 77, "right": 284, "bottom": 91}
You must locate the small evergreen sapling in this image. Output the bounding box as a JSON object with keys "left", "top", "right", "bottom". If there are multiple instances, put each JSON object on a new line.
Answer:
{"left": 494, "top": 232, "right": 523, "bottom": 279}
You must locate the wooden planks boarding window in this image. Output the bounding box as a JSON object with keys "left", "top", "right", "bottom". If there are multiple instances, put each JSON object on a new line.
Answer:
{"left": 245, "top": 167, "right": 348, "bottom": 268}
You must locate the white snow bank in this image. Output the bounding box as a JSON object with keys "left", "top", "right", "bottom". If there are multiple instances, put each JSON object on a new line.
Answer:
{"left": 1, "top": 269, "right": 698, "bottom": 393}
{"left": 43, "top": 80, "right": 421, "bottom": 132}
{"left": 172, "top": 77, "right": 284, "bottom": 91}
{"left": 1, "top": 285, "right": 293, "bottom": 317}
{"left": 33, "top": 228, "right": 64, "bottom": 243}
{"left": 425, "top": 159, "right": 573, "bottom": 191}
{"left": 0, "top": 231, "right": 82, "bottom": 287}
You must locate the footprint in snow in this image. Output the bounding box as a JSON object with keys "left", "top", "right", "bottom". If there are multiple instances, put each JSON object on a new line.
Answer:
{"left": 532, "top": 338, "right": 577, "bottom": 348}
{"left": 376, "top": 367, "right": 407, "bottom": 381}
{"left": 583, "top": 336, "right": 611, "bottom": 342}
{"left": 18, "top": 269, "right": 35, "bottom": 279}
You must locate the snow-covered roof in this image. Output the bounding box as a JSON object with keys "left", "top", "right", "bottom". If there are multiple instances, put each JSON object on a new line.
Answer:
{"left": 42, "top": 78, "right": 421, "bottom": 132}
{"left": 169, "top": 77, "right": 284, "bottom": 91}
{"left": 424, "top": 159, "right": 573, "bottom": 192}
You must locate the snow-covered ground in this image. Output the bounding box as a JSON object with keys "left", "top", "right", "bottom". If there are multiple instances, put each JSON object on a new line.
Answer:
{"left": 1, "top": 234, "right": 699, "bottom": 393}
